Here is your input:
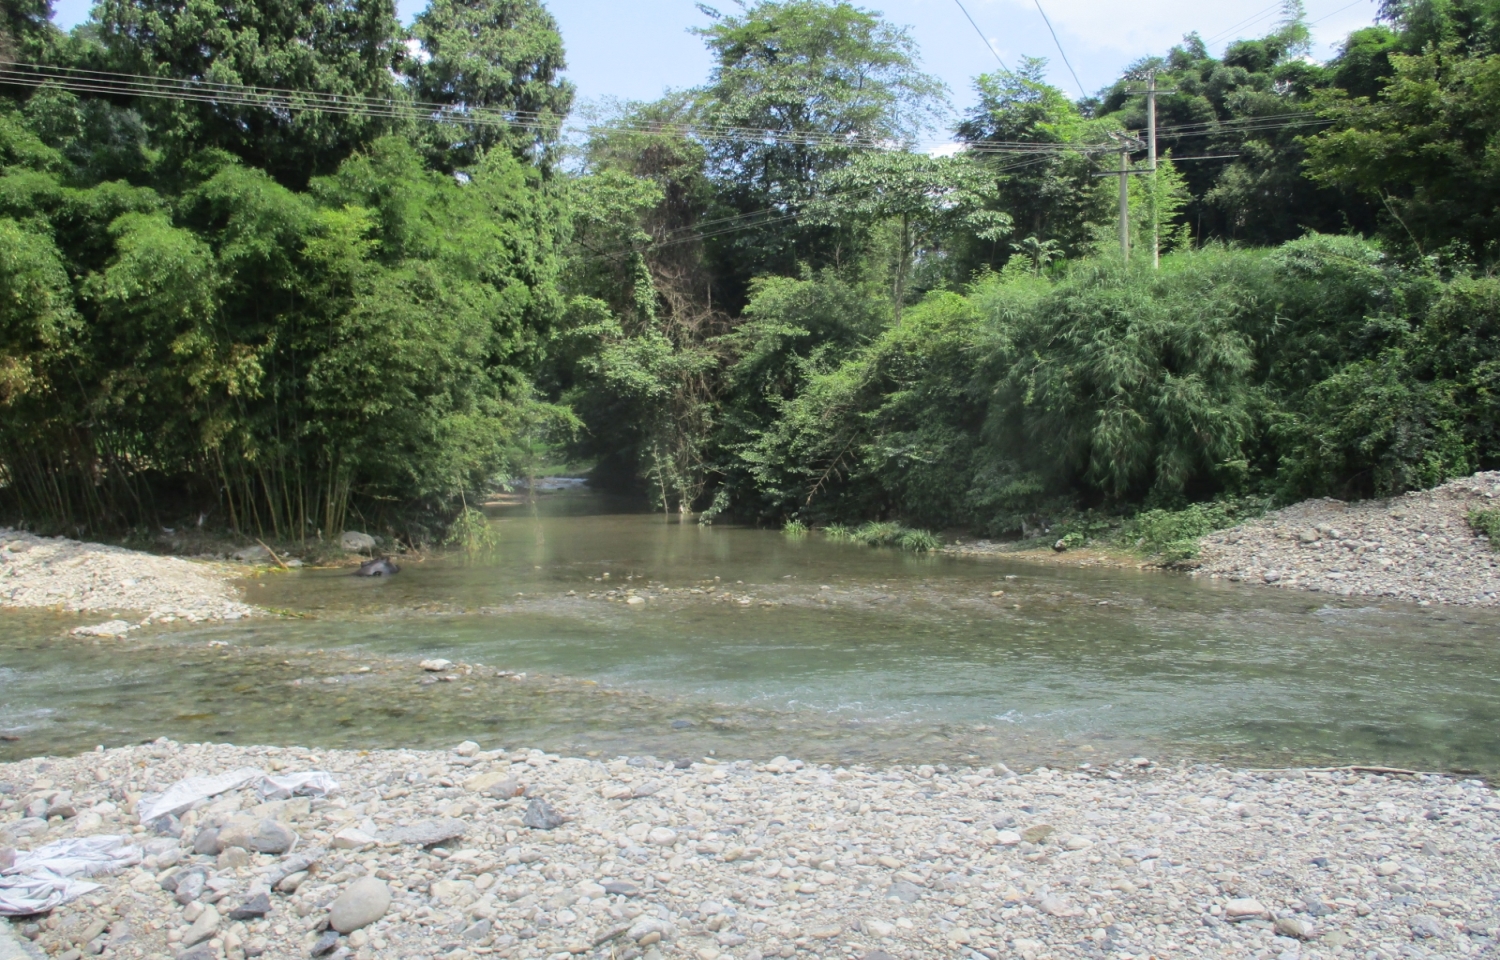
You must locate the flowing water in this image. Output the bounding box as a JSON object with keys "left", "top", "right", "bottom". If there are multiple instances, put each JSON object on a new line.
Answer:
{"left": 3, "top": 487, "right": 1499, "bottom": 773}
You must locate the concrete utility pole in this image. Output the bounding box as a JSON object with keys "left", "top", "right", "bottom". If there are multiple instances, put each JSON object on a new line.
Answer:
{"left": 1096, "top": 132, "right": 1146, "bottom": 263}
{"left": 1118, "top": 141, "right": 1130, "bottom": 263}
{"left": 1147, "top": 73, "right": 1159, "bottom": 269}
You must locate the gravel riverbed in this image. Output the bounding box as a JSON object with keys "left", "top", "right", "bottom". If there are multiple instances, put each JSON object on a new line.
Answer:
{"left": 0, "top": 530, "right": 256, "bottom": 628}
{"left": 2, "top": 742, "right": 1497, "bottom": 960}
{"left": 1192, "top": 472, "right": 1500, "bottom": 607}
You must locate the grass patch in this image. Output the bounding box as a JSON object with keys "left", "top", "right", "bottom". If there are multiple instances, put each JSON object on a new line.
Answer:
{"left": 822, "top": 521, "right": 939, "bottom": 552}
{"left": 782, "top": 519, "right": 809, "bottom": 538}
{"left": 1468, "top": 507, "right": 1500, "bottom": 550}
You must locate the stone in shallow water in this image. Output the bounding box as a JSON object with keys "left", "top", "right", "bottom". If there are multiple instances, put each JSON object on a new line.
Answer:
{"left": 380, "top": 818, "right": 467, "bottom": 846}
{"left": 886, "top": 881, "right": 921, "bottom": 903}
{"left": 602, "top": 881, "right": 639, "bottom": 897}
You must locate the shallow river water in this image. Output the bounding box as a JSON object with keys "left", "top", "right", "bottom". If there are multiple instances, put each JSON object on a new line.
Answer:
{"left": 3, "top": 489, "right": 1499, "bottom": 773}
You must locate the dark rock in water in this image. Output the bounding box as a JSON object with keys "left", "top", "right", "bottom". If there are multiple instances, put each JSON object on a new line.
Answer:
{"left": 229, "top": 891, "right": 272, "bottom": 920}
{"left": 601, "top": 880, "right": 639, "bottom": 897}
{"left": 310, "top": 928, "right": 342, "bottom": 956}
{"left": 354, "top": 557, "right": 400, "bottom": 577}
{"left": 522, "top": 798, "right": 564, "bottom": 830}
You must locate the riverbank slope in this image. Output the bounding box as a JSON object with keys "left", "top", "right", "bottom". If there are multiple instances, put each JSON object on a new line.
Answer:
{"left": 1191, "top": 472, "right": 1500, "bottom": 606}
{"left": 1, "top": 742, "right": 1495, "bottom": 960}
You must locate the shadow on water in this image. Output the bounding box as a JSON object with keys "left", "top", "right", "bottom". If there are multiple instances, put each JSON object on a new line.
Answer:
{"left": 3, "top": 487, "right": 1499, "bottom": 773}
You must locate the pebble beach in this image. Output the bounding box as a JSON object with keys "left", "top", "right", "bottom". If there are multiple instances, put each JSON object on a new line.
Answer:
{"left": 2, "top": 741, "right": 1498, "bottom": 960}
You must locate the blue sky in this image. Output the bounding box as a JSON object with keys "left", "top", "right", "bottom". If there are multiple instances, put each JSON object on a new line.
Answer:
{"left": 49, "top": 0, "right": 1379, "bottom": 136}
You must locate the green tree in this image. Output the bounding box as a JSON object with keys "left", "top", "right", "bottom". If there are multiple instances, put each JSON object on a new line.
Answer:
{"left": 804, "top": 151, "right": 1009, "bottom": 322}
{"left": 1305, "top": 37, "right": 1500, "bottom": 259}
{"left": 408, "top": 0, "right": 574, "bottom": 169}
{"left": 90, "top": 0, "right": 408, "bottom": 186}
{"left": 692, "top": 0, "right": 947, "bottom": 305}
{"left": 955, "top": 58, "right": 1112, "bottom": 266}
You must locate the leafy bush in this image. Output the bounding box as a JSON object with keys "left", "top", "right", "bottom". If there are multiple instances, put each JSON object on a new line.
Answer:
{"left": 1122, "top": 497, "right": 1271, "bottom": 562}
{"left": 1468, "top": 508, "right": 1500, "bottom": 551}
{"left": 444, "top": 508, "right": 501, "bottom": 555}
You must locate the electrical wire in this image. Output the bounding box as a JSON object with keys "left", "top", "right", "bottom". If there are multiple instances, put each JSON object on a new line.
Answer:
{"left": 0, "top": 59, "right": 1336, "bottom": 163}
{"left": 950, "top": 0, "right": 1013, "bottom": 74}
{"left": 1030, "top": 0, "right": 1088, "bottom": 99}
{"left": 1202, "top": 1, "right": 1285, "bottom": 45}
{"left": 1308, "top": 0, "right": 1371, "bottom": 26}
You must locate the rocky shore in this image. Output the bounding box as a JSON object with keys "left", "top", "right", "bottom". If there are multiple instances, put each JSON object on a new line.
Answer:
{"left": 0, "top": 530, "right": 256, "bottom": 629}
{"left": 1192, "top": 472, "right": 1500, "bottom": 607}
{"left": 1, "top": 742, "right": 1496, "bottom": 960}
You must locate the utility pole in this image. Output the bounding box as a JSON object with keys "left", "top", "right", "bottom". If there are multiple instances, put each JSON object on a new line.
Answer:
{"left": 1096, "top": 132, "right": 1147, "bottom": 263}
{"left": 1147, "top": 73, "right": 1159, "bottom": 269}
{"left": 1118, "top": 141, "right": 1130, "bottom": 263}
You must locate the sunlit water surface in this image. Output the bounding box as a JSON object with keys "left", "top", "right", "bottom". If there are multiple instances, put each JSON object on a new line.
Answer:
{"left": 3, "top": 489, "right": 1499, "bottom": 773}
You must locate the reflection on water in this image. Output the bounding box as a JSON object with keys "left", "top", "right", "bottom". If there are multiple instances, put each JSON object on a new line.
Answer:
{"left": 3, "top": 488, "right": 1499, "bottom": 773}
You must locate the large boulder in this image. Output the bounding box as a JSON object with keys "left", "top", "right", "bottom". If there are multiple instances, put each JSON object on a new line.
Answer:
{"left": 340, "top": 531, "right": 377, "bottom": 553}
{"left": 329, "top": 876, "right": 390, "bottom": 933}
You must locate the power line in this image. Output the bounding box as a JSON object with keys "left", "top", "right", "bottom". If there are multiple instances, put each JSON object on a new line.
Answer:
{"left": 950, "top": 0, "right": 1013, "bottom": 75}
{"left": 1203, "top": 1, "right": 1285, "bottom": 45}
{"left": 1030, "top": 0, "right": 1087, "bottom": 99}
{"left": 0, "top": 59, "right": 1334, "bottom": 164}
{"left": 1308, "top": 0, "right": 1371, "bottom": 26}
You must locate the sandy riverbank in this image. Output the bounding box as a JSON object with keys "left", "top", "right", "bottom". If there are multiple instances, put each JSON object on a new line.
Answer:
{"left": 1, "top": 742, "right": 1496, "bottom": 960}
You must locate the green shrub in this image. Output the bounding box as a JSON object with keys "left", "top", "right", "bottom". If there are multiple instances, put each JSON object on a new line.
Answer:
{"left": 1468, "top": 508, "right": 1500, "bottom": 550}
{"left": 1122, "top": 497, "right": 1271, "bottom": 561}
{"left": 782, "top": 519, "right": 808, "bottom": 538}
{"left": 444, "top": 507, "right": 500, "bottom": 555}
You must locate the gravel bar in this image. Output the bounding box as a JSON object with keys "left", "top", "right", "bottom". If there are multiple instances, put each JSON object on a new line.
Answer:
{"left": 0, "top": 530, "right": 256, "bottom": 628}
{"left": 3, "top": 742, "right": 1497, "bottom": 960}
{"left": 1193, "top": 472, "right": 1500, "bottom": 607}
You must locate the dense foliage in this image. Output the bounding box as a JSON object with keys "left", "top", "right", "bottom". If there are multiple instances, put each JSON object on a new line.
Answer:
{"left": 0, "top": 0, "right": 569, "bottom": 539}
{"left": 555, "top": 0, "right": 1500, "bottom": 538}
{"left": 7, "top": 0, "right": 1500, "bottom": 546}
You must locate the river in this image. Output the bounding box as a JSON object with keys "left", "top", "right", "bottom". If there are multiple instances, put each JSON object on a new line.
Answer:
{"left": 2, "top": 486, "right": 1498, "bottom": 773}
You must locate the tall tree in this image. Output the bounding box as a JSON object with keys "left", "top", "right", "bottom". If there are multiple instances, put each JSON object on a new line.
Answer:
{"left": 1305, "top": 0, "right": 1500, "bottom": 260}
{"left": 91, "top": 0, "right": 407, "bottom": 186}
{"left": 691, "top": 0, "right": 947, "bottom": 305}
{"left": 955, "top": 58, "right": 1112, "bottom": 268}
{"left": 408, "top": 0, "right": 574, "bottom": 169}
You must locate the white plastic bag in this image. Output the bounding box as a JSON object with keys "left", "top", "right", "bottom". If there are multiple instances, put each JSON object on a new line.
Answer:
{"left": 135, "top": 767, "right": 264, "bottom": 825}
{"left": 0, "top": 835, "right": 141, "bottom": 916}
{"left": 256, "top": 771, "right": 339, "bottom": 801}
